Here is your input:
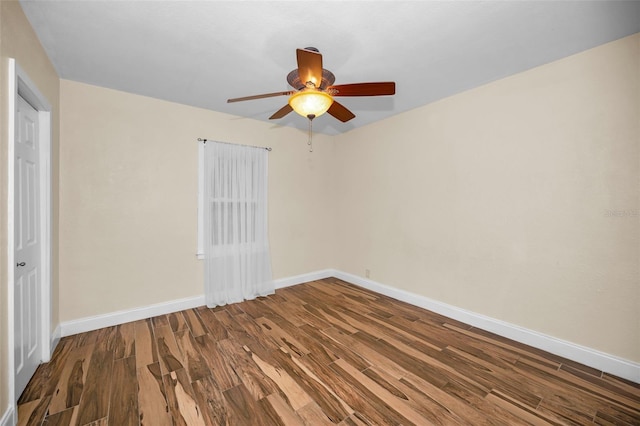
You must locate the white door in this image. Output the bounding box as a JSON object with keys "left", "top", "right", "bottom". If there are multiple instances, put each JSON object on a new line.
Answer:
{"left": 14, "top": 95, "right": 42, "bottom": 397}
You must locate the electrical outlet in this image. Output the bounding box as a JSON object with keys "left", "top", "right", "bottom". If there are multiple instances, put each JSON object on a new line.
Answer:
{"left": 365, "top": 269, "right": 370, "bottom": 278}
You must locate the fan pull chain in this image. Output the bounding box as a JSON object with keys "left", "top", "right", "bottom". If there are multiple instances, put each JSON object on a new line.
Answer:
{"left": 307, "top": 114, "right": 315, "bottom": 152}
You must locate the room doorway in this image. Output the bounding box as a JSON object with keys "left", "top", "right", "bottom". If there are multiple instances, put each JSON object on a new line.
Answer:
{"left": 8, "top": 59, "right": 53, "bottom": 406}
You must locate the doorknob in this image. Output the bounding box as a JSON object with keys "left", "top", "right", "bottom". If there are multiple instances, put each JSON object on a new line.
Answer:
{"left": 16, "top": 262, "right": 26, "bottom": 267}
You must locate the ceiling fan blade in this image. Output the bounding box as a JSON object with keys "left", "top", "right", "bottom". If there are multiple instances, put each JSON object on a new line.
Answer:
{"left": 269, "top": 104, "right": 293, "bottom": 119}
{"left": 227, "top": 91, "right": 293, "bottom": 103}
{"left": 327, "top": 101, "right": 356, "bottom": 123}
{"left": 329, "top": 82, "right": 396, "bottom": 97}
{"left": 297, "top": 48, "right": 323, "bottom": 89}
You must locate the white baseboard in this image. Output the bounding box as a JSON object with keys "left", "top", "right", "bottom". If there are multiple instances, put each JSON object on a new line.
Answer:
{"left": 0, "top": 405, "right": 15, "bottom": 426}
{"left": 58, "top": 270, "right": 332, "bottom": 337}
{"left": 59, "top": 294, "right": 205, "bottom": 337}
{"left": 332, "top": 270, "right": 640, "bottom": 384}
{"left": 50, "top": 324, "right": 61, "bottom": 356}
{"left": 274, "top": 269, "right": 334, "bottom": 289}
{"left": 55, "top": 269, "right": 639, "bottom": 383}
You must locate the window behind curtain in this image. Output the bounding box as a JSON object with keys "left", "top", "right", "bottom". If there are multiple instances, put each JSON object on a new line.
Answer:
{"left": 199, "top": 140, "right": 274, "bottom": 307}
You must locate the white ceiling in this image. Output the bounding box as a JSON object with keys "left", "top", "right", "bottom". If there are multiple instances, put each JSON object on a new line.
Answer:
{"left": 19, "top": 1, "right": 640, "bottom": 135}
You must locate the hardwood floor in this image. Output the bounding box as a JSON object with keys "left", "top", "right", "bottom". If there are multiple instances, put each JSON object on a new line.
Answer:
{"left": 18, "top": 278, "right": 640, "bottom": 425}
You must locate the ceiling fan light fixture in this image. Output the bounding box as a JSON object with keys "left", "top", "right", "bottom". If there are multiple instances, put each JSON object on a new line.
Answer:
{"left": 288, "top": 90, "right": 333, "bottom": 118}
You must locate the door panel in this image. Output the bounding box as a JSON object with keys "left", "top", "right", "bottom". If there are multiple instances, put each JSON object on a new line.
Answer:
{"left": 15, "top": 95, "right": 41, "bottom": 397}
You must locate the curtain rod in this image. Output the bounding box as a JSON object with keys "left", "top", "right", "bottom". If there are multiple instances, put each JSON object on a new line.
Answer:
{"left": 197, "top": 138, "right": 272, "bottom": 151}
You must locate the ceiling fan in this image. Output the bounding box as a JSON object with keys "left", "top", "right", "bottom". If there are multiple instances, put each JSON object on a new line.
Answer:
{"left": 227, "top": 47, "right": 396, "bottom": 123}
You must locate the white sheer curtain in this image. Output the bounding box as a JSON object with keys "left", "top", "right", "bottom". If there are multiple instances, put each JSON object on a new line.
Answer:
{"left": 203, "top": 141, "right": 274, "bottom": 307}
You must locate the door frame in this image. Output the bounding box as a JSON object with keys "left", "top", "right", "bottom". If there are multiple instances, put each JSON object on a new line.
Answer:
{"left": 6, "top": 58, "right": 52, "bottom": 408}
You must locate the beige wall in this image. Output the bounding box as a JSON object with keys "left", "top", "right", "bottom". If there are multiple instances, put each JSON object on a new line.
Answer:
{"left": 0, "top": 0, "right": 60, "bottom": 415}
{"left": 334, "top": 34, "right": 640, "bottom": 362}
{"left": 59, "top": 80, "right": 336, "bottom": 321}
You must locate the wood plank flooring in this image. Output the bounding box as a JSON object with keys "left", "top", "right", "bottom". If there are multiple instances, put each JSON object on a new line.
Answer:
{"left": 18, "top": 278, "right": 640, "bottom": 425}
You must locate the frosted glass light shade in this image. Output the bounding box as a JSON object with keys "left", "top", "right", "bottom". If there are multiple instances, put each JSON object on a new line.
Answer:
{"left": 288, "top": 90, "right": 334, "bottom": 118}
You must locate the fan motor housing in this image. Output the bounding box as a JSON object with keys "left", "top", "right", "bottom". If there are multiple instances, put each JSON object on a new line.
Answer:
{"left": 287, "top": 69, "right": 336, "bottom": 90}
